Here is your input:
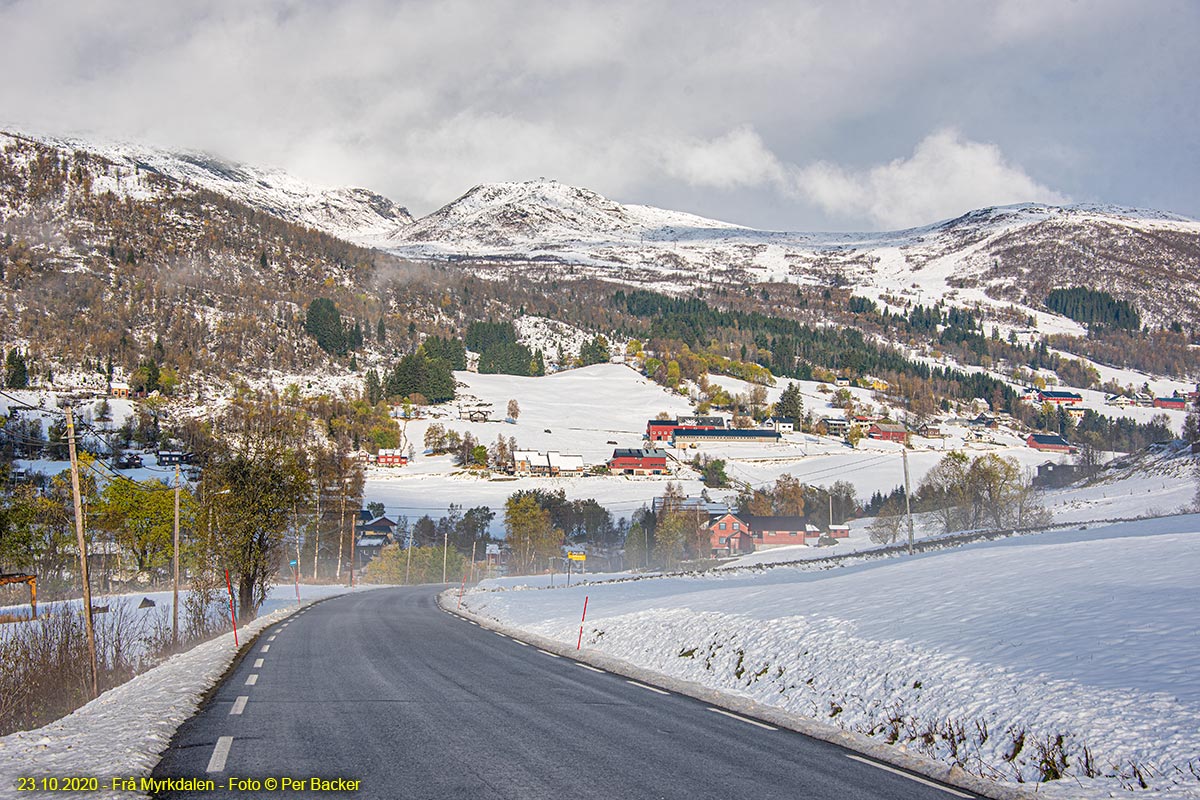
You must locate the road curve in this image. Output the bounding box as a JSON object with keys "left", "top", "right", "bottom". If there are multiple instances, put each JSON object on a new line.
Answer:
{"left": 150, "top": 586, "right": 975, "bottom": 800}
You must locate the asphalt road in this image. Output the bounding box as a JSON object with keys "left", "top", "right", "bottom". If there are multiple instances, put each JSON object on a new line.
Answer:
{"left": 150, "top": 587, "right": 976, "bottom": 800}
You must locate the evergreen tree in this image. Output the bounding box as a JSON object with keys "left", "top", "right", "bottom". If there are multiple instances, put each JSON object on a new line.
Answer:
{"left": 376, "top": 317, "right": 386, "bottom": 343}
{"left": 776, "top": 382, "right": 804, "bottom": 420}
{"left": 365, "top": 369, "right": 383, "bottom": 405}
{"left": 4, "top": 349, "right": 28, "bottom": 389}
{"left": 579, "top": 335, "right": 611, "bottom": 366}
{"left": 305, "top": 298, "right": 347, "bottom": 355}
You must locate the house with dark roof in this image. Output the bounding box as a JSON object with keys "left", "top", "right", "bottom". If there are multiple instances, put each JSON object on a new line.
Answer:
{"left": 1027, "top": 433, "right": 1074, "bottom": 453}
{"left": 1037, "top": 390, "right": 1083, "bottom": 405}
{"left": 609, "top": 448, "right": 668, "bottom": 475}
{"left": 767, "top": 416, "right": 795, "bottom": 434}
{"left": 705, "top": 513, "right": 754, "bottom": 556}
{"left": 746, "top": 515, "right": 812, "bottom": 548}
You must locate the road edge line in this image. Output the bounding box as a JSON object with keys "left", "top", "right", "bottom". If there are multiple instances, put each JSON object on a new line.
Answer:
{"left": 437, "top": 588, "right": 1022, "bottom": 800}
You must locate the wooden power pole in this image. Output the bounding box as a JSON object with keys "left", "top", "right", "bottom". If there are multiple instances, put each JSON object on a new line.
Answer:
{"left": 173, "top": 464, "right": 181, "bottom": 645}
{"left": 902, "top": 447, "right": 915, "bottom": 555}
{"left": 65, "top": 407, "right": 99, "bottom": 698}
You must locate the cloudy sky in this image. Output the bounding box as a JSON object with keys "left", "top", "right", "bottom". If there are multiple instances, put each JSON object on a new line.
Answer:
{"left": 2, "top": 0, "right": 1197, "bottom": 230}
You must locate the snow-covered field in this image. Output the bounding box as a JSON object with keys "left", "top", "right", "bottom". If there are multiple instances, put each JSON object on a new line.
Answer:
{"left": 461, "top": 515, "right": 1200, "bottom": 799}
{"left": 364, "top": 362, "right": 1150, "bottom": 533}
{"left": 0, "top": 583, "right": 382, "bottom": 797}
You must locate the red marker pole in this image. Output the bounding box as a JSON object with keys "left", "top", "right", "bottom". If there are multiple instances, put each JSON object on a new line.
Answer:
{"left": 457, "top": 572, "right": 467, "bottom": 610}
{"left": 225, "top": 569, "right": 239, "bottom": 647}
{"left": 576, "top": 595, "right": 589, "bottom": 650}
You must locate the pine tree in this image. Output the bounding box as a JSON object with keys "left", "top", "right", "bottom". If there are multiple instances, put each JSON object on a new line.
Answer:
{"left": 376, "top": 317, "right": 386, "bottom": 343}
{"left": 5, "top": 349, "right": 28, "bottom": 389}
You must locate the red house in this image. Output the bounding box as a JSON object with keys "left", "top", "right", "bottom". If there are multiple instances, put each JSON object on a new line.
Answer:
{"left": 1153, "top": 397, "right": 1187, "bottom": 411}
{"left": 609, "top": 448, "right": 668, "bottom": 475}
{"left": 1027, "top": 433, "right": 1073, "bottom": 453}
{"left": 375, "top": 448, "right": 408, "bottom": 466}
{"left": 707, "top": 513, "right": 754, "bottom": 555}
{"left": 1037, "top": 390, "right": 1083, "bottom": 405}
{"left": 746, "top": 515, "right": 810, "bottom": 548}
{"left": 867, "top": 423, "right": 908, "bottom": 443}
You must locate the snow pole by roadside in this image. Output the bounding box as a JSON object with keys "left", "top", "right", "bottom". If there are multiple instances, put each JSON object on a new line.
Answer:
{"left": 457, "top": 572, "right": 467, "bottom": 610}
{"left": 224, "top": 569, "right": 239, "bottom": 646}
{"left": 576, "top": 595, "right": 589, "bottom": 650}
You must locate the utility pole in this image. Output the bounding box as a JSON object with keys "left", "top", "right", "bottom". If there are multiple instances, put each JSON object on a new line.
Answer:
{"left": 172, "top": 464, "right": 180, "bottom": 646}
{"left": 335, "top": 481, "right": 347, "bottom": 580}
{"left": 66, "top": 407, "right": 99, "bottom": 699}
{"left": 404, "top": 530, "right": 413, "bottom": 585}
{"left": 469, "top": 540, "right": 477, "bottom": 584}
{"left": 902, "top": 447, "right": 915, "bottom": 555}
{"left": 442, "top": 531, "right": 449, "bottom": 584}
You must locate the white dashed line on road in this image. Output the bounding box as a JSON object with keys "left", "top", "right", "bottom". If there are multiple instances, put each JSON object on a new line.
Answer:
{"left": 707, "top": 708, "right": 777, "bottom": 730}
{"left": 230, "top": 696, "right": 248, "bottom": 716}
{"left": 511, "top": 639, "right": 529, "bottom": 647}
{"left": 253, "top": 658, "right": 264, "bottom": 668}
{"left": 206, "top": 737, "right": 233, "bottom": 773}
{"left": 627, "top": 680, "right": 669, "bottom": 696}
{"left": 537, "top": 649, "right": 562, "bottom": 659}
{"left": 245, "top": 674, "right": 258, "bottom": 686}
{"left": 845, "top": 755, "right": 973, "bottom": 797}
{"left": 260, "top": 645, "right": 270, "bottom": 653}
{"left": 575, "top": 663, "right": 605, "bottom": 674}
{"left": 267, "top": 635, "right": 277, "bottom": 641}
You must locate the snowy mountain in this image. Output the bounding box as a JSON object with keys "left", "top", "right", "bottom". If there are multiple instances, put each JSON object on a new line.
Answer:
{"left": 1, "top": 130, "right": 414, "bottom": 244}
{"left": 384, "top": 180, "right": 1200, "bottom": 329}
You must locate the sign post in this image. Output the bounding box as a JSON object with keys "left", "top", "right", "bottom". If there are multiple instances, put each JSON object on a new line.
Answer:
{"left": 290, "top": 560, "right": 299, "bottom": 605}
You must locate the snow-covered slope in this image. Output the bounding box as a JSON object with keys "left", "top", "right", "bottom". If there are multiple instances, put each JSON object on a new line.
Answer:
{"left": 1, "top": 130, "right": 414, "bottom": 244}
{"left": 385, "top": 180, "right": 1200, "bottom": 329}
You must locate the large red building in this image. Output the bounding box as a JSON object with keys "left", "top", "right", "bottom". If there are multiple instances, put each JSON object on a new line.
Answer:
{"left": 867, "top": 423, "right": 908, "bottom": 443}
{"left": 609, "top": 448, "right": 668, "bottom": 475}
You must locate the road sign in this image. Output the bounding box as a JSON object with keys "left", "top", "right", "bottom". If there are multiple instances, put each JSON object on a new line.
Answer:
{"left": 567, "top": 552, "right": 586, "bottom": 562}
{"left": 289, "top": 560, "right": 298, "bottom": 566}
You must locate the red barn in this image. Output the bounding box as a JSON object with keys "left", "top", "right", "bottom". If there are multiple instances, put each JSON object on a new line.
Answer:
{"left": 1153, "top": 397, "right": 1187, "bottom": 411}
{"left": 867, "top": 423, "right": 908, "bottom": 443}
{"left": 1027, "top": 433, "right": 1073, "bottom": 453}
{"left": 609, "top": 448, "right": 668, "bottom": 475}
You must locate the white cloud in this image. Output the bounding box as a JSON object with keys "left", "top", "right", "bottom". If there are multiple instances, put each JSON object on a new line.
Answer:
{"left": 656, "top": 126, "right": 785, "bottom": 189}
{"left": 793, "top": 129, "right": 1070, "bottom": 229}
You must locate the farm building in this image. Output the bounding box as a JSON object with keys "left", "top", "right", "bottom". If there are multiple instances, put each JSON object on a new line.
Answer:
{"left": 672, "top": 428, "right": 782, "bottom": 445}
{"left": 1153, "top": 397, "right": 1188, "bottom": 411}
{"left": 1027, "top": 433, "right": 1074, "bottom": 453}
{"left": 1038, "top": 390, "right": 1083, "bottom": 405}
{"left": 609, "top": 448, "right": 669, "bottom": 475}
{"left": 867, "top": 423, "right": 908, "bottom": 443}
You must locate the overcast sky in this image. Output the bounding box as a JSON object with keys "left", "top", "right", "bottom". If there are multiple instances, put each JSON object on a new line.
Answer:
{"left": 2, "top": 0, "right": 1197, "bottom": 231}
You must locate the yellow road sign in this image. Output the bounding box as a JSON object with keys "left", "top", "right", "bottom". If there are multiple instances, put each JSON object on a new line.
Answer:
{"left": 567, "top": 552, "right": 587, "bottom": 561}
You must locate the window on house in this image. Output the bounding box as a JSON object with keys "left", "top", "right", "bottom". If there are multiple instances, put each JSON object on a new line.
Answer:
{"left": 733, "top": 522, "right": 740, "bottom": 530}
{"left": 789, "top": 531, "right": 797, "bottom": 536}
{"left": 719, "top": 522, "right": 726, "bottom": 530}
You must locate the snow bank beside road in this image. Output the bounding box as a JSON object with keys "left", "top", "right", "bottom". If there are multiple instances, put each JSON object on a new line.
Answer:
{"left": 462, "top": 517, "right": 1200, "bottom": 799}
{"left": 0, "top": 584, "right": 378, "bottom": 798}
